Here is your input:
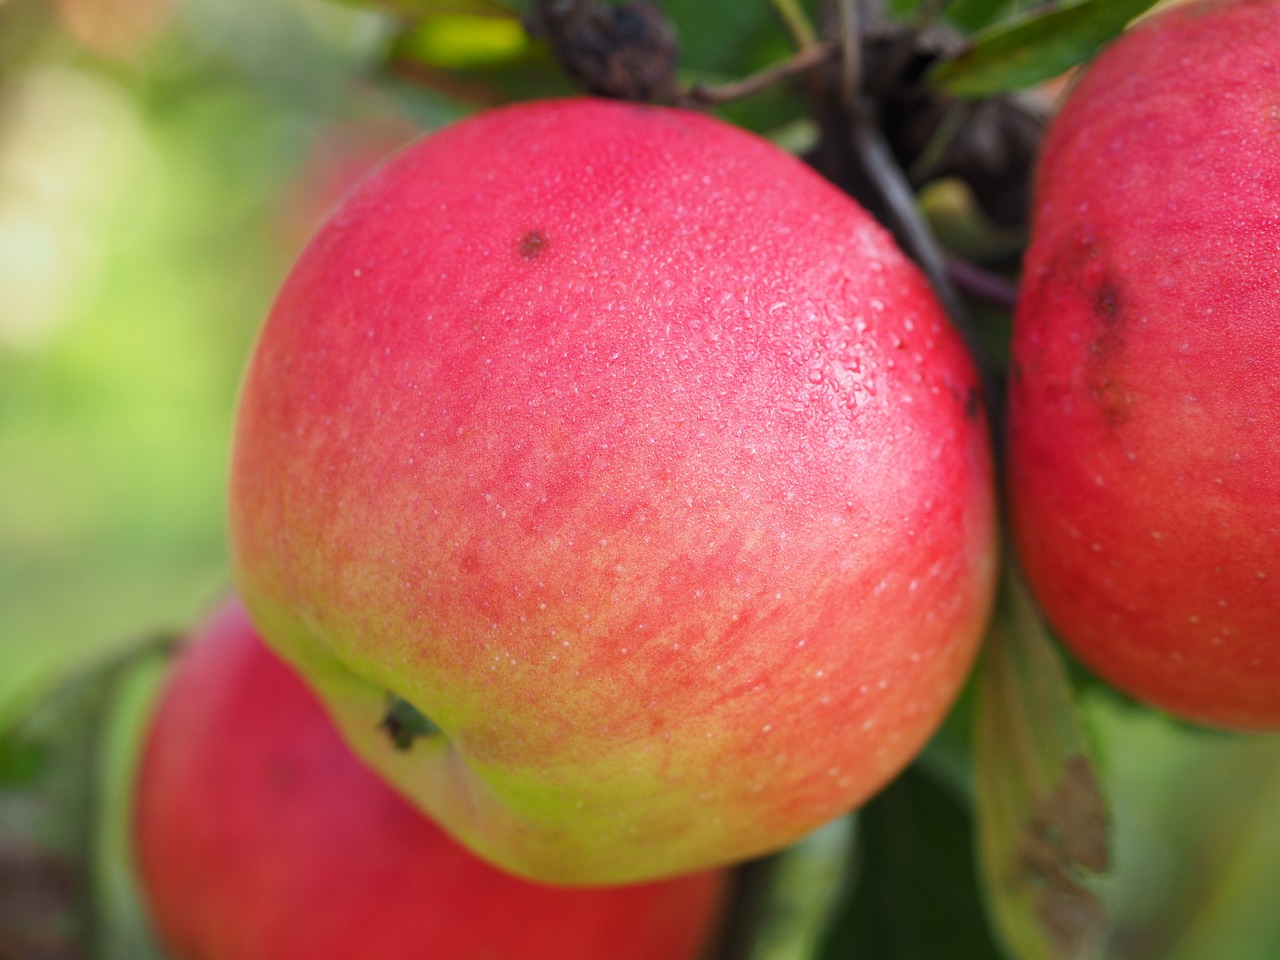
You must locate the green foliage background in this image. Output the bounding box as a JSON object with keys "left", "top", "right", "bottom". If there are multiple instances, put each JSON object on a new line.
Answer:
{"left": 3, "top": 1, "right": 1280, "bottom": 958}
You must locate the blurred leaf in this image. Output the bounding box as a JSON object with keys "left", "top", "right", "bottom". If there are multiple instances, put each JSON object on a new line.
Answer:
{"left": 93, "top": 650, "right": 169, "bottom": 960}
{"left": 0, "top": 634, "right": 174, "bottom": 958}
{"left": 663, "top": 0, "right": 795, "bottom": 76}
{"left": 820, "top": 766, "right": 1005, "bottom": 960}
{"left": 0, "top": 735, "right": 47, "bottom": 788}
{"left": 748, "top": 817, "right": 857, "bottom": 960}
{"left": 974, "top": 564, "right": 1112, "bottom": 960}
{"left": 394, "top": 12, "right": 529, "bottom": 68}
{"left": 712, "top": 817, "right": 856, "bottom": 960}
{"left": 945, "top": 0, "right": 1017, "bottom": 33}
{"left": 328, "top": 0, "right": 520, "bottom": 18}
{"left": 884, "top": 0, "right": 1046, "bottom": 33}
{"left": 931, "top": 0, "right": 1160, "bottom": 97}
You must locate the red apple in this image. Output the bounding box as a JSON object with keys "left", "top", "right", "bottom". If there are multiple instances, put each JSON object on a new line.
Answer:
{"left": 1008, "top": 0, "right": 1280, "bottom": 728}
{"left": 229, "top": 97, "right": 998, "bottom": 882}
{"left": 134, "top": 599, "right": 726, "bottom": 960}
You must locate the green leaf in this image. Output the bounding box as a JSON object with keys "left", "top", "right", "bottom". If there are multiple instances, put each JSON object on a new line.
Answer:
{"left": 0, "top": 634, "right": 175, "bottom": 957}
{"left": 931, "top": 0, "right": 1162, "bottom": 97}
{"left": 394, "top": 13, "right": 530, "bottom": 69}
{"left": 945, "top": 0, "right": 1018, "bottom": 33}
{"left": 820, "top": 766, "right": 1006, "bottom": 959}
{"left": 974, "top": 563, "right": 1112, "bottom": 960}
{"left": 0, "top": 735, "right": 47, "bottom": 787}
{"left": 884, "top": 0, "right": 1048, "bottom": 33}
{"left": 661, "top": 0, "right": 797, "bottom": 76}
{"left": 748, "top": 816, "right": 858, "bottom": 960}
{"left": 328, "top": 0, "right": 522, "bottom": 19}
{"left": 93, "top": 650, "right": 170, "bottom": 960}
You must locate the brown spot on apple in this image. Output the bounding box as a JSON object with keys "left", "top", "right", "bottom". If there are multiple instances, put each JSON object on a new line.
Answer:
{"left": 1084, "top": 274, "right": 1133, "bottom": 427}
{"left": 519, "top": 230, "right": 548, "bottom": 261}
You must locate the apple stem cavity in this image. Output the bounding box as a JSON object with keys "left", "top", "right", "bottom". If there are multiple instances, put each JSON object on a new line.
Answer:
{"left": 379, "top": 693, "right": 441, "bottom": 751}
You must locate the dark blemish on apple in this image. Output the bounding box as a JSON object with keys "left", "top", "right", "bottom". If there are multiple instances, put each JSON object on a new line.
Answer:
{"left": 519, "top": 230, "right": 548, "bottom": 261}
{"left": 1093, "top": 280, "right": 1121, "bottom": 323}
{"left": 1085, "top": 273, "right": 1132, "bottom": 428}
{"left": 379, "top": 692, "right": 441, "bottom": 751}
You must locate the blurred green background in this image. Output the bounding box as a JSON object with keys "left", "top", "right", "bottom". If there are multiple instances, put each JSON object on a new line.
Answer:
{"left": 3, "top": 1, "right": 1280, "bottom": 958}
{"left": 0, "top": 0, "right": 450, "bottom": 715}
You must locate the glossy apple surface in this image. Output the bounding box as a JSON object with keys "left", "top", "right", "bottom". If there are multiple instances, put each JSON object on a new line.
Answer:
{"left": 230, "top": 97, "right": 997, "bottom": 882}
{"left": 134, "top": 600, "right": 726, "bottom": 960}
{"left": 1008, "top": 0, "right": 1280, "bottom": 728}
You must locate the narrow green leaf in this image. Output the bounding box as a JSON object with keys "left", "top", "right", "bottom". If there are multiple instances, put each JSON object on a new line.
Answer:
{"left": 945, "top": 0, "right": 1018, "bottom": 33}
{"left": 327, "top": 0, "right": 521, "bottom": 19}
{"left": 394, "top": 13, "right": 530, "bottom": 69}
{"left": 820, "top": 765, "right": 1005, "bottom": 959}
{"left": 0, "top": 633, "right": 176, "bottom": 956}
{"left": 748, "top": 816, "right": 857, "bottom": 960}
{"left": 93, "top": 649, "right": 170, "bottom": 960}
{"left": 884, "top": 0, "right": 1048, "bottom": 33}
{"left": 974, "top": 563, "right": 1112, "bottom": 960}
{"left": 931, "top": 0, "right": 1161, "bottom": 97}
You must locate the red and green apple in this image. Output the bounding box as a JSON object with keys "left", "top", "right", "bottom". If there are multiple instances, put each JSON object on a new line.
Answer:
{"left": 1009, "top": 0, "right": 1280, "bottom": 728}
{"left": 134, "top": 599, "right": 727, "bottom": 960}
{"left": 229, "top": 97, "right": 998, "bottom": 883}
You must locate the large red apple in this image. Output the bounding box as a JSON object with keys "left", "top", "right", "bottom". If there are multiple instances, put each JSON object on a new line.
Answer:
{"left": 229, "top": 97, "right": 998, "bottom": 882}
{"left": 134, "top": 599, "right": 726, "bottom": 960}
{"left": 1008, "top": 0, "right": 1280, "bottom": 728}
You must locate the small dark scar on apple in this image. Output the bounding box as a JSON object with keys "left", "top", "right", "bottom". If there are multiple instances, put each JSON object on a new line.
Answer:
{"left": 1086, "top": 275, "right": 1133, "bottom": 427}
{"left": 518, "top": 230, "right": 548, "bottom": 261}
{"left": 1093, "top": 281, "right": 1121, "bottom": 323}
{"left": 379, "top": 692, "right": 441, "bottom": 751}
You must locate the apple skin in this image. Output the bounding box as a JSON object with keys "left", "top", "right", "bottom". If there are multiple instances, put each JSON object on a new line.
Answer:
{"left": 1008, "top": 0, "right": 1280, "bottom": 728}
{"left": 229, "top": 97, "right": 998, "bottom": 883}
{"left": 134, "top": 599, "right": 727, "bottom": 960}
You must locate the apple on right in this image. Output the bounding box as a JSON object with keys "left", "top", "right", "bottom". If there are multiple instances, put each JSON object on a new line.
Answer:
{"left": 1008, "top": 0, "right": 1280, "bottom": 729}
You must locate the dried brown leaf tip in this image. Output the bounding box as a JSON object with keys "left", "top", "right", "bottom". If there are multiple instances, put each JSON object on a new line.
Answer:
{"left": 0, "top": 838, "right": 83, "bottom": 960}
{"left": 1017, "top": 755, "right": 1110, "bottom": 956}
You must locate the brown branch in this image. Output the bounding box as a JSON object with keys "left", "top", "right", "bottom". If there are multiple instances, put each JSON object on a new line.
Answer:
{"left": 682, "top": 41, "right": 837, "bottom": 107}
